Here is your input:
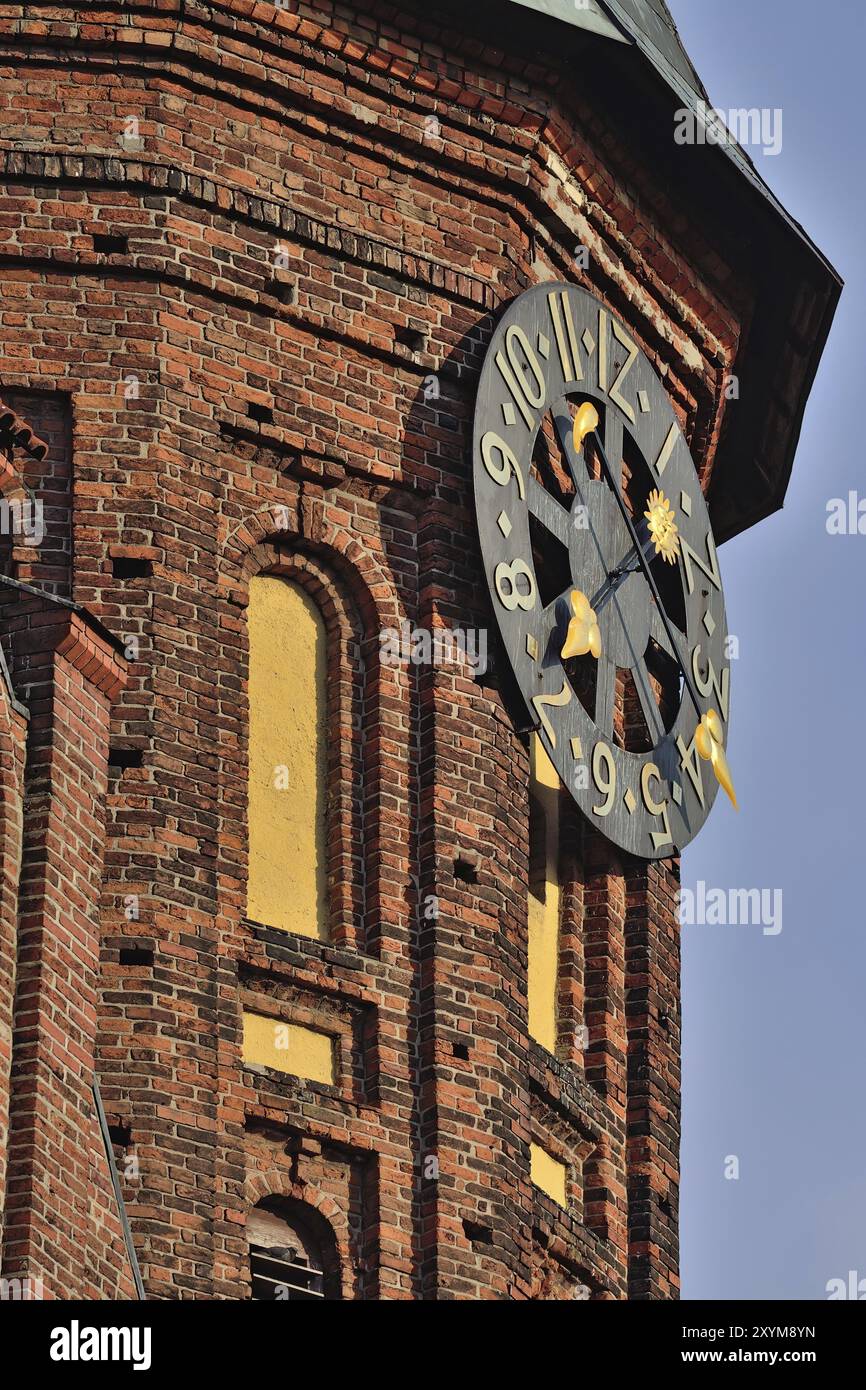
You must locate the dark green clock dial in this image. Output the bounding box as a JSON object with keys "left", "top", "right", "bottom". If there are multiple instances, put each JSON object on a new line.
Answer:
{"left": 473, "top": 283, "right": 731, "bottom": 859}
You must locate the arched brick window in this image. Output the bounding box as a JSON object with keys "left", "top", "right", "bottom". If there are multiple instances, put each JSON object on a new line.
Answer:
{"left": 248, "top": 1198, "right": 342, "bottom": 1301}
{"left": 247, "top": 574, "right": 329, "bottom": 940}
{"left": 243, "top": 545, "right": 374, "bottom": 953}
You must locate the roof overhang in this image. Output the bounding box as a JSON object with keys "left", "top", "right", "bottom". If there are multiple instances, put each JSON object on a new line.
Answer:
{"left": 508, "top": 0, "right": 628, "bottom": 44}
{"left": 502, "top": 0, "right": 843, "bottom": 543}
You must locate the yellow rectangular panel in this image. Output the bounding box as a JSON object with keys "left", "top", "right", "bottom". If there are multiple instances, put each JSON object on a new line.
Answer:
{"left": 530, "top": 1142, "right": 568, "bottom": 1208}
{"left": 242, "top": 1011, "right": 335, "bottom": 1085}
{"left": 527, "top": 735, "right": 560, "bottom": 1052}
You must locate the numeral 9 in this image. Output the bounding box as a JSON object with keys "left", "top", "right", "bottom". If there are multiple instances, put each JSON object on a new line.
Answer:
{"left": 592, "top": 741, "right": 616, "bottom": 817}
{"left": 481, "top": 430, "right": 525, "bottom": 499}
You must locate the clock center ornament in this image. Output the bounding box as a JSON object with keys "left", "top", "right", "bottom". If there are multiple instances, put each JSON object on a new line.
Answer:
{"left": 472, "top": 283, "right": 736, "bottom": 860}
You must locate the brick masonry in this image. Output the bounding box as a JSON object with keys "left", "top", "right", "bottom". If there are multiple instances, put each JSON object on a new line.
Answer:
{"left": 0, "top": 0, "right": 822, "bottom": 1299}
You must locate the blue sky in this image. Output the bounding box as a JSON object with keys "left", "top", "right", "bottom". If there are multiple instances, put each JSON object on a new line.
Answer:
{"left": 666, "top": 0, "right": 865, "bottom": 1300}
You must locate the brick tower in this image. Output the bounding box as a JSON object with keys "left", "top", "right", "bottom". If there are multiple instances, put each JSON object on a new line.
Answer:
{"left": 0, "top": 0, "right": 838, "bottom": 1300}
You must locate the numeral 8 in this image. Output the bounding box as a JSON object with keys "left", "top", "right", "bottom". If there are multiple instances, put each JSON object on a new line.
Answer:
{"left": 494, "top": 557, "right": 536, "bottom": 612}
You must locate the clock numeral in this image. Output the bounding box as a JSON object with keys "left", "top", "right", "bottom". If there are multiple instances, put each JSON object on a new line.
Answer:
{"left": 547, "top": 289, "right": 583, "bottom": 384}
{"left": 680, "top": 530, "right": 722, "bottom": 596}
{"left": 480, "top": 430, "right": 526, "bottom": 499}
{"left": 598, "top": 308, "right": 609, "bottom": 393}
{"left": 676, "top": 730, "right": 706, "bottom": 808}
{"left": 531, "top": 681, "right": 572, "bottom": 748}
{"left": 495, "top": 325, "right": 545, "bottom": 430}
{"left": 641, "top": 762, "right": 673, "bottom": 850}
{"left": 494, "top": 557, "right": 537, "bottom": 613}
{"left": 591, "top": 740, "right": 617, "bottom": 817}
{"left": 609, "top": 320, "right": 638, "bottom": 425}
{"left": 653, "top": 422, "right": 679, "bottom": 477}
{"left": 691, "top": 646, "right": 730, "bottom": 722}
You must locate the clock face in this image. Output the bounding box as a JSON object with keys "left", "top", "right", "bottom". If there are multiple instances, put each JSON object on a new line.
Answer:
{"left": 472, "top": 283, "right": 732, "bottom": 859}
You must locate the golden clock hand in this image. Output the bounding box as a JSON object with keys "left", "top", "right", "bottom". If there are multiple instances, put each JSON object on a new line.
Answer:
{"left": 561, "top": 588, "right": 601, "bottom": 659}
{"left": 572, "top": 401, "right": 600, "bottom": 456}
{"left": 695, "top": 709, "right": 738, "bottom": 810}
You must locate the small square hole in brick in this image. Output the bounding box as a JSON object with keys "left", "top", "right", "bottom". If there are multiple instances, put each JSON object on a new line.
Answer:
{"left": 453, "top": 1042, "right": 471, "bottom": 1061}
{"left": 93, "top": 233, "right": 128, "bottom": 254}
{"left": 272, "top": 279, "right": 295, "bottom": 305}
{"left": 107, "top": 1122, "right": 131, "bottom": 1148}
{"left": 454, "top": 858, "right": 478, "bottom": 885}
{"left": 109, "top": 747, "right": 144, "bottom": 771}
{"left": 248, "top": 401, "right": 274, "bottom": 424}
{"left": 111, "top": 556, "right": 152, "bottom": 579}
{"left": 462, "top": 1219, "right": 493, "bottom": 1246}
{"left": 395, "top": 325, "right": 425, "bottom": 354}
{"left": 119, "top": 944, "right": 154, "bottom": 966}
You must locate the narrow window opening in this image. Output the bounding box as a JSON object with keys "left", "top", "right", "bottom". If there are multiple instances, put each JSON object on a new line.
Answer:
{"left": 247, "top": 576, "right": 329, "bottom": 940}
{"left": 527, "top": 736, "right": 561, "bottom": 1053}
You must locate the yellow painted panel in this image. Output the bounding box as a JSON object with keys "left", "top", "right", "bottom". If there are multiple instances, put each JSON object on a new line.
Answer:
{"left": 242, "top": 1011, "right": 335, "bottom": 1085}
{"left": 530, "top": 1142, "right": 568, "bottom": 1208}
{"left": 247, "top": 576, "right": 328, "bottom": 939}
{"left": 527, "top": 735, "right": 560, "bottom": 1052}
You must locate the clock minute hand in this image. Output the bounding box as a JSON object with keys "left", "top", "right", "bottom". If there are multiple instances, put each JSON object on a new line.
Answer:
{"left": 590, "top": 427, "right": 702, "bottom": 718}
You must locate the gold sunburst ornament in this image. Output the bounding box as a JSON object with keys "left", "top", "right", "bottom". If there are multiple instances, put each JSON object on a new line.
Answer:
{"left": 644, "top": 489, "right": 680, "bottom": 564}
{"left": 561, "top": 589, "right": 602, "bottom": 660}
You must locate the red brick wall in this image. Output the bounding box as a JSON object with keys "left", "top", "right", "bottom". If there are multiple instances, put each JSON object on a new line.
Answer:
{"left": 1, "top": 608, "right": 132, "bottom": 1298}
{"left": 0, "top": 0, "right": 753, "bottom": 1298}
{"left": 0, "top": 672, "right": 27, "bottom": 1258}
